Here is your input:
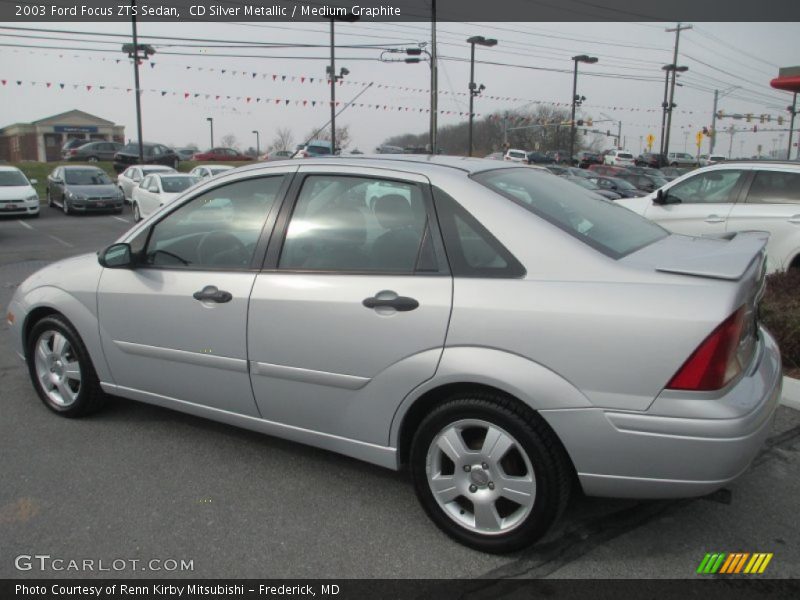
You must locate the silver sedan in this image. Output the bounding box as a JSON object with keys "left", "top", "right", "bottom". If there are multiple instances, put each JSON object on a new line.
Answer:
{"left": 6, "top": 156, "right": 781, "bottom": 553}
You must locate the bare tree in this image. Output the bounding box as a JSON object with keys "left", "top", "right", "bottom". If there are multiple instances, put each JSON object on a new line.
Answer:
{"left": 220, "top": 134, "right": 238, "bottom": 149}
{"left": 269, "top": 127, "right": 295, "bottom": 153}
{"left": 305, "top": 125, "right": 352, "bottom": 151}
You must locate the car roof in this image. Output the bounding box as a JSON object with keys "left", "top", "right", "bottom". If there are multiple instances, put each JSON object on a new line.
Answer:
{"left": 694, "top": 160, "right": 800, "bottom": 172}
{"left": 62, "top": 165, "right": 104, "bottom": 170}
{"left": 0, "top": 165, "right": 23, "bottom": 172}
{"left": 231, "top": 154, "right": 535, "bottom": 178}
{"left": 154, "top": 172, "right": 195, "bottom": 177}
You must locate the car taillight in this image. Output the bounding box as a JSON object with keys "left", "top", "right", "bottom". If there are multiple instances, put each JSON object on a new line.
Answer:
{"left": 666, "top": 306, "right": 746, "bottom": 391}
{"left": 69, "top": 149, "right": 78, "bottom": 155}
{"left": 303, "top": 151, "right": 310, "bottom": 158}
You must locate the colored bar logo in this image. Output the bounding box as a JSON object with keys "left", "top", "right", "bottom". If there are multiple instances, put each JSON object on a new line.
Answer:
{"left": 697, "top": 552, "right": 773, "bottom": 574}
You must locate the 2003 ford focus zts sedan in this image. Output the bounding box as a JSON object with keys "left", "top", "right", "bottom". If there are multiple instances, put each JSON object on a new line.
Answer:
{"left": 6, "top": 156, "right": 782, "bottom": 553}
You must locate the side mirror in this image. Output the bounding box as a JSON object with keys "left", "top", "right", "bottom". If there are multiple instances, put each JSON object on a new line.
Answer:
{"left": 98, "top": 243, "right": 133, "bottom": 269}
{"left": 30, "top": 178, "right": 38, "bottom": 185}
{"left": 653, "top": 189, "right": 666, "bottom": 205}
{"left": 51, "top": 178, "right": 63, "bottom": 184}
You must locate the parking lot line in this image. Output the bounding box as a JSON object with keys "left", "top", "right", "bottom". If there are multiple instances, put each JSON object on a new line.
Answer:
{"left": 46, "top": 234, "right": 74, "bottom": 248}
{"left": 16, "top": 220, "right": 33, "bottom": 230}
{"left": 113, "top": 216, "right": 131, "bottom": 223}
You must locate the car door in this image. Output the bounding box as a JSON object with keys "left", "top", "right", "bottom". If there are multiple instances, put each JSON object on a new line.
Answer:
{"left": 644, "top": 168, "right": 746, "bottom": 237}
{"left": 48, "top": 168, "right": 63, "bottom": 203}
{"left": 726, "top": 169, "right": 800, "bottom": 271}
{"left": 121, "top": 167, "right": 141, "bottom": 200}
{"left": 246, "top": 166, "right": 453, "bottom": 444}
{"left": 97, "top": 171, "right": 292, "bottom": 416}
{"left": 135, "top": 175, "right": 157, "bottom": 217}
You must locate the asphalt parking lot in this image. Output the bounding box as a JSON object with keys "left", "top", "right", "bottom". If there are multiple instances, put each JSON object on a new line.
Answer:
{"left": 1, "top": 206, "right": 799, "bottom": 579}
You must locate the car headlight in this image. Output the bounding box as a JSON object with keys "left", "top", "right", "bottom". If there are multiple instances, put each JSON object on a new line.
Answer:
{"left": 25, "top": 194, "right": 38, "bottom": 202}
{"left": 70, "top": 193, "right": 86, "bottom": 201}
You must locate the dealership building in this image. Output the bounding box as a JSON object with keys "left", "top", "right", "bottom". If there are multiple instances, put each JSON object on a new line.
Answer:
{"left": 0, "top": 109, "right": 125, "bottom": 162}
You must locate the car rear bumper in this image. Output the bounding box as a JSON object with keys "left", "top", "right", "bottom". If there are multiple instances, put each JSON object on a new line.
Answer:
{"left": 541, "top": 326, "right": 782, "bottom": 498}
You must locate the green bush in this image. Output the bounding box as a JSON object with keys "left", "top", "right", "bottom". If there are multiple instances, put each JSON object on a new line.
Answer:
{"left": 761, "top": 269, "right": 800, "bottom": 371}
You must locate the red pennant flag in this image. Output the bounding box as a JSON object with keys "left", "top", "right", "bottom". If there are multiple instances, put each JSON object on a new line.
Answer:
{"left": 1, "top": 80, "right": 6, "bottom": 85}
{"left": 272, "top": 74, "right": 277, "bottom": 81}
{"left": 275, "top": 99, "right": 280, "bottom": 104}
{"left": 303, "top": 100, "right": 307, "bottom": 106}
{"left": 184, "top": 93, "right": 190, "bottom": 99}
{"left": 246, "top": 97, "right": 251, "bottom": 103}
{"left": 301, "top": 77, "right": 305, "bottom": 83}
{"left": 216, "top": 95, "right": 220, "bottom": 100}
{"left": 46, "top": 82, "right": 51, "bottom": 88}
{"left": 86, "top": 85, "right": 92, "bottom": 91}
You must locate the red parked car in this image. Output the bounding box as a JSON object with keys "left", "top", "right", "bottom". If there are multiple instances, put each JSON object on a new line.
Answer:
{"left": 191, "top": 147, "right": 254, "bottom": 161}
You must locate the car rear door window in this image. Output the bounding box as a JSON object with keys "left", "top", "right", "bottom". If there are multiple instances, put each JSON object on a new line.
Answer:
{"left": 666, "top": 170, "right": 745, "bottom": 204}
{"left": 279, "top": 175, "right": 430, "bottom": 273}
{"left": 746, "top": 171, "right": 800, "bottom": 204}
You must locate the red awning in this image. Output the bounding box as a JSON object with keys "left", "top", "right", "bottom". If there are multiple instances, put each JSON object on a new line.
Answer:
{"left": 770, "top": 75, "right": 800, "bottom": 93}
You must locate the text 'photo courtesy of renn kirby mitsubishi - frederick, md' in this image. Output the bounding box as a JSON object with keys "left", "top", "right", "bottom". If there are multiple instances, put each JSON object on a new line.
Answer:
{"left": 1, "top": 0, "right": 800, "bottom": 597}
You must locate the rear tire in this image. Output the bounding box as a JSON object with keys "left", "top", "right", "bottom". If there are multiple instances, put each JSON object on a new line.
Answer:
{"left": 47, "top": 190, "right": 53, "bottom": 207}
{"left": 410, "top": 392, "right": 571, "bottom": 553}
{"left": 25, "top": 315, "right": 106, "bottom": 418}
{"left": 87, "top": 156, "right": 99, "bottom": 163}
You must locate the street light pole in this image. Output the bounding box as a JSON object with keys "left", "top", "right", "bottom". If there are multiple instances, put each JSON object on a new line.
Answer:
{"left": 329, "top": 19, "right": 336, "bottom": 153}
{"left": 659, "top": 66, "right": 671, "bottom": 158}
{"left": 569, "top": 55, "right": 598, "bottom": 164}
{"left": 130, "top": 1, "right": 143, "bottom": 164}
{"left": 663, "top": 23, "right": 692, "bottom": 159}
{"left": 252, "top": 130, "right": 260, "bottom": 157}
{"left": 788, "top": 92, "right": 798, "bottom": 160}
{"left": 430, "top": 0, "right": 438, "bottom": 153}
{"left": 206, "top": 117, "right": 214, "bottom": 148}
{"left": 466, "top": 35, "right": 497, "bottom": 157}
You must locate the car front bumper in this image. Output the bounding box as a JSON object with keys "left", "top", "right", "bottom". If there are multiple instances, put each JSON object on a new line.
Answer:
{"left": 70, "top": 199, "right": 124, "bottom": 212}
{"left": 0, "top": 199, "right": 40, "bottom": 215}
{"left": 541, "top": 326, "right": 782, "bottom": 498}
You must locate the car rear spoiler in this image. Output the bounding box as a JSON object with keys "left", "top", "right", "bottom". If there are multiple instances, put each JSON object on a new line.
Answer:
{"left": 655, "top": 231, "right": 769, "bottom": 281}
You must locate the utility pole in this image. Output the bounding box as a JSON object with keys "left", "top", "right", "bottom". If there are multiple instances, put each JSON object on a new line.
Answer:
{"left": 727, "top": 124, "right": 736, "bottom": 159}
{"left": 430, "top": 0, "right": 438, "bottom": 153}
{"left": 788, "top": 92, "right": 798, "bottom": 160}
{"left": 466, "top": 35, "right": 497, "bottom": 157}
{"left": 663, "top": 23, "right": 692, "bottom": 158}
{"left": 710, "top": 89, "right": 719, "bottom": 153}
{"left": 131, "top": 0, "right": 143, "bottom": 163}
{"left": 329, "top": 20, "right": 337, "bottom": 153}
{"left": 617, "top": 120, "right": 622, "bottom": 149}
{"left": 502, "top": 112, "right": 509, "bottom": 148}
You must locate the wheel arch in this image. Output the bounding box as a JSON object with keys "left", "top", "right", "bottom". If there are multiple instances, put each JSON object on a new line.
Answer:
{"left": 20, "top": 288, "right": 113, "bottom": 384}
{"left": 391, "top": 347, "right": 592, "bottom": 469}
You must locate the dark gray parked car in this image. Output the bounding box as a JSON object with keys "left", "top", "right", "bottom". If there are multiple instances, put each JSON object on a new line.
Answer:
{"left": 64, "top": 141, "right": 123, "bottom": 162}
{"left": 46, "top": 165, "right": 124, "bottom": 215}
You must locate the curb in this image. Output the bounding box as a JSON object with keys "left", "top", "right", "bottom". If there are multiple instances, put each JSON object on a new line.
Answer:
{"left": 780, "top": 376, "right": 800, "bottom": 411}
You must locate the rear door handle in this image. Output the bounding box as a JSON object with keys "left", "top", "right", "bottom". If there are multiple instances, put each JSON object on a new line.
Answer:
{"left": 193, "top": 285, "right": 232, "bottom": 303}
{"left": 704, "top": 215, "right": 725, "bottom": 223}
{"left": 363, "top": 293, "right": 419, "bottom": 312}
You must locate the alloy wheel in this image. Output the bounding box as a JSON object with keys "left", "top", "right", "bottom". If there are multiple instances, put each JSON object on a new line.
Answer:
{"left": 33, "top": 330, "right": 82, "bottom": 408}
{"left": 425, "top": 418, "right": 536, "bottom": 535}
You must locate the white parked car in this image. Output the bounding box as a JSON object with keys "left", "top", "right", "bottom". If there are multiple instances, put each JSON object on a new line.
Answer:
{"left": 699, "top": 154, "right": 727, "bottom": 167}
{"left": 0, "top": 166, "right": 39, "bottom": 217}
{"left": 603, "top": 150, "right": 635, "bottom": 166}
{"left": 117, "top": 165, "right": 176, "bottom": 203}
{"left": 616, "top": 161, "right": 800, "bottom": 273}
{"left": 189, "top": 165, "right": 235, "bottom": 180}
{"left": 504, "top": 149, "right": 528, "bottom": 163}
{"left": 131, "top": 173, "right": 200, "bottom": 222}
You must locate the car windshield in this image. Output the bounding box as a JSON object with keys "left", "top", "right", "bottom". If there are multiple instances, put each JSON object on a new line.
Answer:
{"left": 0, "top": 170, "right": 29, "bottom": 186}
{"left": 473, "top": 168, "right": 667, "bottom": 258}
{"left": 120, "top": 143, "right": 147, "bottom": 154}
{"left": 160, "top": 176, "right": 199, "bottom": 193}
{"left": 308, "top": 145, "right": 331, "bottom": 155}
{"left": 609, "top": 177, "right": 637, "bottom": 191}
{"left": 143, "top": 167, "right": 173, "bottom": 175}
{"left": 64, "top": 169, "right": 111, "bottom": 185}
{"left": 565, "top": 176, "right": 600, "bottom": 190}
{"left": 618, "top": 153, "right": 633, "bottom": 159}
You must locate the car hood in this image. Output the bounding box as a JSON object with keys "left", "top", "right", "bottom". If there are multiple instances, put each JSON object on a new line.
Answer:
{"left": 66, "top": 184, "right": 120, "bottom": 197}
{"left": 624, "top": 231, "right": 769, "bottom": 281}
{"left": 17, "top": 253, "right": 101, "bottom": 297}
{"left": 0, "top": 185, "right": 35, "bottom": 200}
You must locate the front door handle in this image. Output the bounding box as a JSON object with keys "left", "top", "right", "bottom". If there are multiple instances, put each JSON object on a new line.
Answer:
{"left": 704, "top": 215, "right": 725, "bottom": 223}
{"left": 363, "top": 293, "right": 419, "bottom": 312}
{"left": 193, "top": 285, "right": 232, "bottom": 303}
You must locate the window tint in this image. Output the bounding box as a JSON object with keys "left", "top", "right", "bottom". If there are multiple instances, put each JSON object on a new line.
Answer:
{"left": 667, "top": 170, "right": 744, "bottom": 204}
{"left": 279, "top": 175, "right": 428, "bottom": 272}
{"left": 64, "top": 169, "right": 111, "bottom": 185}
{"left": 473, "top": 167, "right": 667, "bottom": 259}
{"left": 432, "top": 187, "right": 525, "bottom": 278}
{"left": 746, "top": 171, "right": 800, "bottom": 204}
{"left": 144, "top": 176, "right": 284, "bottom": 269}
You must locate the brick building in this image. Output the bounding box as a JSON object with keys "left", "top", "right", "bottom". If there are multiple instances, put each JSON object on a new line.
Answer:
{"left": 0, "top": 110, "right": 125, "bottom": 162}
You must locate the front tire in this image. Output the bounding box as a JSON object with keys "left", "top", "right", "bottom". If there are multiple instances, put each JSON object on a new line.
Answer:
{"left": 133, "top": 202, "right": 141, "bottom": 222}
{"left": 26, "top": 315, "right": 106, "bottom": 417}
{"left": 47, "top": 190, "right": 53, "bottom": 207}
{"left": 62, "top": 198, "right": 71, "bottom": 215}
{"left": 410, "top": 393, "right": 571, "bottom": 553}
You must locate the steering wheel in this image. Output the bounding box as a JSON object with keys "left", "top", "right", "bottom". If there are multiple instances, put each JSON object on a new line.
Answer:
{"left": 197, "top": 231, "right": 249, "bottom": 266}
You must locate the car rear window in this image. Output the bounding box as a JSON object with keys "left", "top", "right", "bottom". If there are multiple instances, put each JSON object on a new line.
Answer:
{"left": 618, "top": 153, "right": 633, "bottom": 159}
{"left": 160, "top": 176, "right": 200, "bottom": 193}
{"left": 473, "top": 168, "right": 667, "bottom": 258}
{"left": 308, "top": 145, "right": 331, "bottom": 155}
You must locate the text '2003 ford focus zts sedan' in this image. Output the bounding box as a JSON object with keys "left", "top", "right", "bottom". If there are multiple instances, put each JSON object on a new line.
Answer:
{"left": 6, "top": 156, "right": 781, "bottom": 553}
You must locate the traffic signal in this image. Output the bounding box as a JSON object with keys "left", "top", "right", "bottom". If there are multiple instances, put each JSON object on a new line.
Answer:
{"left": 746, "top": 114, "right": 752, "bottom": 122}
{"left": 778, "top": 116, "right": 784, "bottom": 125}
{"left": 753, "top": 125, "right": 758, "bottom": 133}
{"left": 583, "top": 129, "right": 588, "bottom": 135}
{"left": 716, "top": 110, "right": 725, "bottom": 119}
{"left": 586, "top": 118, "right": 593, "bottom": 126}
{"left": 759, "top": 114, "right": 766, "bottom": 124}
{"left": 702, "top": 126, "right": 709, "bottom": 135}
{"left": 576, "top": 119, "right": 584, "bottom": 126}
{"left": 606, "top": 130, "right": 611, "bottom": 136}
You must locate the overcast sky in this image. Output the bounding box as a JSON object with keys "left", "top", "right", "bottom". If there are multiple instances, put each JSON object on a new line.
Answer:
{"left": 0, "top": 21, "right": 797, "bottom": 157}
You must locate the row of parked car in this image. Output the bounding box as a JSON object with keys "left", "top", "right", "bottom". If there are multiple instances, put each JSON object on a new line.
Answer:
{"left": 542, "top": 162, "right": 690, "bottom": 200}
{"left": 60, "top": 138, "right": 335, "bottom": 174}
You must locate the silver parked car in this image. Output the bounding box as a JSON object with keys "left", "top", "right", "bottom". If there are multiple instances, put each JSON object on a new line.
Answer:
{"left": 6, "top": 157, "right": 781, "bottom": 553}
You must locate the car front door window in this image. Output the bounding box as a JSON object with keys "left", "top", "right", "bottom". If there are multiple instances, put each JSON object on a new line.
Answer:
{"left": 145, "top": 176, "right": 284, "bottom": 269}
{"left": 667, "top": 170, "right": 744, "bottom": 204}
